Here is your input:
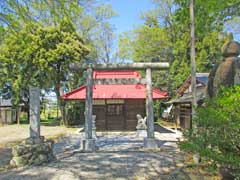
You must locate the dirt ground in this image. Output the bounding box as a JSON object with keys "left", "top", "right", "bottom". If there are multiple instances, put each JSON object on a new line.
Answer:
{"left": 0, "top": 125, "right": 222, "bottom": 179}
{"left": 0, "top": 124, "right": 79, "bottom": 171}
{"left": 0, "top": 130, "right": 185, "bottom": 180}
{"left": 0, "top": 125, "right": 78, "bottom": 148}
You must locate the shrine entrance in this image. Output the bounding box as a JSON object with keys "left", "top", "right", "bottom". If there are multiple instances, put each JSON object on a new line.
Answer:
{"left": 70, "top": 62, "right": 169, "bottom": 152}
{"left": 106, "top": 103, "right": 125, "bottom": 131}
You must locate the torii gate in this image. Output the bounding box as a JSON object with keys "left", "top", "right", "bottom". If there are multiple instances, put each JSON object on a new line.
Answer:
{"left": 71, "top": 62, "right": 169, "bottom": 152}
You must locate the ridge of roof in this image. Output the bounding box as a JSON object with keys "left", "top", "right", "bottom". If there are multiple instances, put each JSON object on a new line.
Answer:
{"left": 176, "top": 72, "right": 209, "bottom": 96}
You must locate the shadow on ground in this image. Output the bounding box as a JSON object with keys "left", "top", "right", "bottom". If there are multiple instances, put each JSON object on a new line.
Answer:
{"left": 154, "top": 124, "right": 175, "bottom": 133}
{"left": 0, "top": 126, "right": 183, "bottom": 180}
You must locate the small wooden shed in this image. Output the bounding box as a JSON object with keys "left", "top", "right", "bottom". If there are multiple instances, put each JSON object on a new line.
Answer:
{"left": 0, "top": 98, "right": 22, "bottom": 124}
{"left": 170, "top": 73, "right": 209, "bottom": 129}
{"left": 63, "top": 70, "right": 168, "bottom": 131}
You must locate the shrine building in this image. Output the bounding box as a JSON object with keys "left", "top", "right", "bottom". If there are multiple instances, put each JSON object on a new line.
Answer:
{"left": 63, "top": 70, "right": 168, "bottom": 131}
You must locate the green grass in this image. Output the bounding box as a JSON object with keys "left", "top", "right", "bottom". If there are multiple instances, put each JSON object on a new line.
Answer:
{"left": 19, "top": 110, "right": 61, "bottom": 126}
{"left": 40, "top": 118, "right": 60, "bottom": 126}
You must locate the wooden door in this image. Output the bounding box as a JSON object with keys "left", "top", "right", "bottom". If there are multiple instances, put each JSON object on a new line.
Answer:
{"left": 93, "top": 105, "right": 106, "bottom": 130}
{"left": 106, "top": 104, "right": 125, "bottom": 130}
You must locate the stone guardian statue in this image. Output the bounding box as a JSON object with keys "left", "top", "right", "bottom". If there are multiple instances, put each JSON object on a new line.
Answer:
{"left": 136, "top": 114, "right": 147, "bottom": 130}
{"left": 136, "top": 114, "right": 147, "bottom": 138}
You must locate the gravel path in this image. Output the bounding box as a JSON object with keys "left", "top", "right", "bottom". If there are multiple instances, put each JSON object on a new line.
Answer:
{"left": 0, "top": 127, "right": 185, "bottom": 180}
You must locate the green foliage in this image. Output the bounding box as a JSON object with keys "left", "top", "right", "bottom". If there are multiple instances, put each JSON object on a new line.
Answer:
{"left": 65, "top": 101, "right": 85, "bottom": 126}
{"left": 0, "top": 22, "right": 89, "bottom": 107}
{"left": 118, "top": 25, "right": 172, "bottom": 90}
{"left": 118, "top": 0, "right": 240, "bottom": 94}
{"left": 180, "top": 86, "right": 240, "bottom": 178}
{"left": 164, "top": 0, "right": 239, "bottom": 91}
{"left": 0, "top": 0, "right": 117, "bottom": 64}
{"left": 119, "top": 26, "right": 171, "bottom": 62}
{"left": 0, "top": 0, "right": 116, "bottom": 125}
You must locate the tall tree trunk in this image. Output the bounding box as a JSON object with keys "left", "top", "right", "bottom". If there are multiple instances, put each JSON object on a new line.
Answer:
{"left": 22, "top": 96, "right": 30, "bottom": 124}
{"left": 27, "top": 105, "right": 30, "bottom": 124}
{"left": 55, "top": 84, "right": 66, "bottom": 126}
{"left": 15, "top": 106, "right": 20, "bottom": 124}
{"left": 190, "top": 0, "right": 197, "bottom": 110}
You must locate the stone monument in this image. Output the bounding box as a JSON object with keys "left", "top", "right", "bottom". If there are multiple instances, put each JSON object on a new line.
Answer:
{"left": 10, "top": 87, "right": 55, "bottom": 167}
{"left": 136, "top": 114, "right": 147, "bottom": 138}
{"left": 207, "top": 41, "right": 240, "bottom": 97}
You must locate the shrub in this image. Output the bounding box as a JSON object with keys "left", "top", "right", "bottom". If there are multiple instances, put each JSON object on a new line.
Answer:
{"left": 180, "top": 86, "right": 240, "bottom": 178}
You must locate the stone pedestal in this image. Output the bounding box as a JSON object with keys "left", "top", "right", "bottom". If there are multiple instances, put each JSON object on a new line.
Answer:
{"left": 136, "top": 129, "right": 147, "bottom": 138}
{"left": 92, "top": 115, "right": 97, "bottom": 139}
{"left": 10, "top": 137, "right": 55, "bottom": 167}
{"left": 24, "top": 136, "right": 44, "bottom": 145}
{"left": 82, "top": 138, "right": 97, "bottom": 152}
{"left": 143, "top": 138, "right": 159, "bottom": 149}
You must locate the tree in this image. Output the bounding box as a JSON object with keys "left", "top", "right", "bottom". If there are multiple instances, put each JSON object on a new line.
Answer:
{"left": 0, "top": 0, "right": 117, "bottom": 63}
{"left": 170, "top": 0, "right": 239, "bottom": 90}
{"left": 95, "top": 22, "right": 116, "bottom": 63}
{"left": 118, "top": 25, "right": 172, "bottom": 91}
{"left": 225, "top": 17, "right": 240, "bottom": 41}
{"left": 141, "top": 0, "right": 176, "bottom": 27}
{"left": 118, "top": 0, "right": 240, "bottom": 94}
{"left": 0, "top": 0, "right": 117, "bottom": 124}
{"left": 0, "top": 22, "right": 89, "bottom": 125}
{"left": 119, "top": 26, "right": 171, "bottom": 62}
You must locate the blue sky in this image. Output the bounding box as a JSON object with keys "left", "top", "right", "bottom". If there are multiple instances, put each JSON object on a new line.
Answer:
{"left": 105, "top": 0, "right": 155, "bottom": 35}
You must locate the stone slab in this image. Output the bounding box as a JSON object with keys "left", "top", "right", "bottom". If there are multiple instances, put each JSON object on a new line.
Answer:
{"left": 82, "top": 138, "right": 97, "bottom": 152}
{"left": 29, "top": 87, "right": 41, "bottom": 138}
{"left": 143, "top": 138, "right": 159, "bottom": 149}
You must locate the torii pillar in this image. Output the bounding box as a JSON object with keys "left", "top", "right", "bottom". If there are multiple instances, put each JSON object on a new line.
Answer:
{"left": 143, "top": 68, "right": 158, "bottom": 148}
{"left": 82, "top": 67, "right": 97, "bottom": 152}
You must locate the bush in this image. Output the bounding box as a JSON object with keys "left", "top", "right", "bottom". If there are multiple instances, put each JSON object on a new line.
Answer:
{"left": 65, "top": 101, "right": 85, "bottom": 126}
{"left": 180, "top": 86, "right": 240, "bottom": 178}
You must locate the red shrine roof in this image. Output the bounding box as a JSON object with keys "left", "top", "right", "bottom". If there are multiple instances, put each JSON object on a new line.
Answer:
{"left": 63, "top": 71, "right": 168, "bottom": 100}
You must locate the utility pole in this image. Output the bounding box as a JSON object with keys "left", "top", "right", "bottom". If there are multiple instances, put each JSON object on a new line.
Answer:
{"left": 190, "top": 0, "right": 197, "bottom": 119}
